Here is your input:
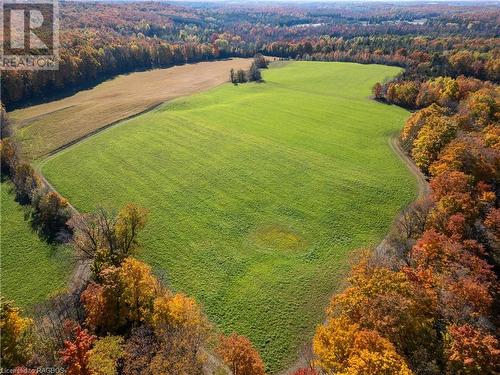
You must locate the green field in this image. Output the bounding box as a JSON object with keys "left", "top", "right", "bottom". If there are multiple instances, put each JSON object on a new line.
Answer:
{"left": 0, "top": 182, "right": 73, "bottom": 309}
{"left": 42, "top": 62, "right": 415, "bottom": 371}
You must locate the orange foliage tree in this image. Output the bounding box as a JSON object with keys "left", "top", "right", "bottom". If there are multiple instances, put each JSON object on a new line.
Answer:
{"left": 325, "top": 257, "right": 436, "bottom": 356}
{"left": 217, "top": 333, "right": 266, "bottom": 375}
{"left": 81, "top": 257, "right": 158, "bottom": 333}
{"left": 445, "top": 324, "right": 500, "bottom": 374}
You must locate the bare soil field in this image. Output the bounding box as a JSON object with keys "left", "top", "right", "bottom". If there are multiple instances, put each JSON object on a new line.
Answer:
{"left": 10, "top": 58, "right": 252, "bottom": 160}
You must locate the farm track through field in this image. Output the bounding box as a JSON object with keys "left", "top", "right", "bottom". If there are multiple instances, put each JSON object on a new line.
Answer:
{"left": 44, "top": 101, "right": 164, "bottom": 158}
{"left": 388, "top": 135, "right": 429, "bottom": 200}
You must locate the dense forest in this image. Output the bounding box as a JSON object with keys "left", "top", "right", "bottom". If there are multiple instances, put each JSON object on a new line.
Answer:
{"left": 2, "top": 1, "right": 499, "bottom": 108}
{"left": 1, "top": 1, "right": 499, "bottom": 374}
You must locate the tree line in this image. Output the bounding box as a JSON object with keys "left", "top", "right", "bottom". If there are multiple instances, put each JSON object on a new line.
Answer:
{"left": 1, "top": 110, "right": 71, "bottom": 242}
{"left": 3, "top": 2, "right": 499, "bottom": 109}
{"left": 297, "top": 70, "right": 499, "bottom": 375}
{"left": 262, "top": 36, "right": 499, "bottom": 83}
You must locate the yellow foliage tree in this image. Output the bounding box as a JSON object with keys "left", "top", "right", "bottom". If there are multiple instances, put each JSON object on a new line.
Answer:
{"left": 119, "top": 257, "right": 159, "bottom": 324}
{"left": 313, "top": 316, "right": 358, "bottom": 373}
{"left": 0, "top": 298, "right": 32, "bottom": 368}
{"left": 412, "top": 114, "right": 457, "bottom": 173}
{"left": 88, "top": 336, "right": 124, "bottom": 375}
{"left": 314, "top": 316, "right": 413, "bottom": 375}
{"left": 146, "top": 293, "right": 209, "bottom": 375}
{"left": 400, "top": 104, "right": 446, "bottom": 152}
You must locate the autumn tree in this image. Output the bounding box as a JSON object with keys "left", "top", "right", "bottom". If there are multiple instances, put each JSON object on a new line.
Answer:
{"left": 88, "top": 336, "right": 124, "bottom": 375}
{"left": 235, "top": 69, "right": 247, "bottom": 83}
{"left": 445, "top": 324, "right": 500, "bottom": 374}
{"left": 31, "top": 188, "right": 72, "bottom": 241}
{"left": 122, "top": 325, "right": 158, "bottom": 375}
{"left": 217, "top": 333, "right": 266, "bottom": 375}
{"left": 0, "top": 298, "right": 32, "bottom": 368}
{"left": 429, "top": 134, "right": 499, "bottom": 181}
{"left": 429, "top": 77, "right": 460, "bottom": 108}
{"left": 119, "top": 257, "right": 158, "bottom": 324}
{"left": 60, "top": 325, "right": 95, "bottom": 375}
{"left": 313, "top": 316, "right": 413, "bottom": 375}
{"left": 411, "top": 114, "right": 457, "bottom": 173}
{"left": 344, "top": 330, "right": 413, "bottom": 375}
{"left": 324, "top": 256, "right": 436, "bottom": 369}
{"left": 0, "top": 103, "right": 12, "bottom": 139}
{"left": 69, "top": 204, "right": 148, "bottom": 275}
{"left": 459, "top": 88, "right": 499, "bottom": 129}
{"left": 409, "top": 230, "right": 495, "bottom": 322}
{"left": 372, "top": 82, "right": 384, "bottom": 100}
{"left": 400, "top": 104, "right": 447, "bottom": 152}
{"left": 247, "top": 62, "right": 262, "bottom": 82}
{"left": 0, "top": 138, "right": 17, "bottom": 177}
{"left": 81, "top": 258, "right": 158, "bottom": 333}
{"left": 12, "top": 162, "right": 41, "bottom": 204}
{"left": 386, "top": 81, "right": 420, "bottom": 109}
{"left": 121, "top": 292, "right": 210, "bottom": 375}
{"left": 313, "top": 316, "right": 357, "bottom": 373}
{"left": 253, "top": 54, "right": 268, "bottom": 69}
{"left": 415, "top": 81, "right": 440, "bottom": 108}
{"left": 148, "top": 293, "right": 209, "bottom": 374}
{"left": 427, "top": 171, "right": 478, "bottom": 232}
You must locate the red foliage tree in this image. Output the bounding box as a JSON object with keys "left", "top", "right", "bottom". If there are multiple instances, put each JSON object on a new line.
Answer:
{"left": 60, "top": 325, "right": 95, "bottom": 375}
{"left": 445, "top": 324, "right": 500, "bottom": 374}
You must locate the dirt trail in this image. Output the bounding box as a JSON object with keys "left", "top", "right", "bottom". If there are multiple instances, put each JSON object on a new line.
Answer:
{"left": 11, "top": 58, "right": 253, "bottom": 160}
{"left": 388, "top": 135, "right": 429, "bottom": 200}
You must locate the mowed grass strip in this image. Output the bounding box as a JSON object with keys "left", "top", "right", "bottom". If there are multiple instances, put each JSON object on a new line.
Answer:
{"left": 42, "top": 62, "right": 416, "bottom": 372}
{"left": 0, "top": 182, "right": 73, "bottom": 309}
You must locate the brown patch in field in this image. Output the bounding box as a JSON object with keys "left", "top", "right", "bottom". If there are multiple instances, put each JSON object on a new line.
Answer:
{"left": 10, "top": 58, "right": 253, "bottom": 160}
{"left": 251, "top": 224, "right": 306, "bottom": 251}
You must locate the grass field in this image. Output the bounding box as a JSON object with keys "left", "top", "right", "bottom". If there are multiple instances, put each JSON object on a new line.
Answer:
{"left": 10, "top": 59, "right": 252, "bottom": 161}
{"left": 42, "top": 61, "right": 416, "bottom": 372}
{"left": 0, "top": 182, "right": 73, "bottom": 309}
